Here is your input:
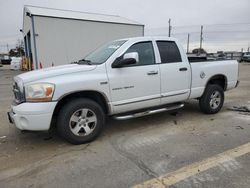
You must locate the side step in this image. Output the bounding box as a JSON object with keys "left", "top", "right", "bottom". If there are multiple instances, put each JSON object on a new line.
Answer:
{"left": 113, "top": 103, "right": 184, "bottom": 120}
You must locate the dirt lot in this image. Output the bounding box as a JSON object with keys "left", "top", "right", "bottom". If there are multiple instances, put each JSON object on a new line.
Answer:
{"left": 0, "top": 63, "right": 250, "bottom": 188}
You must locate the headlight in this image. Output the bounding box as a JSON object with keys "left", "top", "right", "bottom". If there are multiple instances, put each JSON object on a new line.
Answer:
{"left": 25, "top": 83, "right": 55, "bottom": 102}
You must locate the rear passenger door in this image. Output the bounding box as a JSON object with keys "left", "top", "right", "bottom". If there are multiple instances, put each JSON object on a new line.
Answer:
{"left": 156, "top": 41, "right": 191, "bottom": 104}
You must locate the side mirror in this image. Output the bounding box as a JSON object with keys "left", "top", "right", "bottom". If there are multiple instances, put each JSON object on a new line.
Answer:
{"left": 123, "top": 52, "right": 139, "bottom": 63}
{"left": 112, "top": 52, "right": 139, "bottom": 68}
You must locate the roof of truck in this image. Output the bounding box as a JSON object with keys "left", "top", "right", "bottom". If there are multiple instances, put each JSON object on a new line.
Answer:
{"left": 24, "top": 5, "right": 144, "bottom": 26}
{"left": 115, "top": 36, "right": 178, "bottom": 42}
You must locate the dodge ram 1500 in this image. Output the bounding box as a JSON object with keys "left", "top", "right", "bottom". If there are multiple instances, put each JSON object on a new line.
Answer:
{"left": 8, "top": 36, "right": 239, "bottom": 144}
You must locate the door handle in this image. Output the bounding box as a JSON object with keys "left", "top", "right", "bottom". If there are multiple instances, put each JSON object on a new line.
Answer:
{"left": 179, "top": 67, "right": 188, "bottom": 71}
{"left": 147, "top": 71, "right": 158, "bottom": 75}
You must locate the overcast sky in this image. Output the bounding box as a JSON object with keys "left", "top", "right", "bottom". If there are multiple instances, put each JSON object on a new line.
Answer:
{"left": 0, "top": 0, "right": 250, "bottom": 53}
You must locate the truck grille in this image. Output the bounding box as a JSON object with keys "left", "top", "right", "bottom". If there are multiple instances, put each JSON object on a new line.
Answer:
{"left": 13, "top": 82, "right": 25, "bottom": 104}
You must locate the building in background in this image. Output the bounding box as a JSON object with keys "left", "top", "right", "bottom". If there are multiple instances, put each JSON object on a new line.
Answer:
{"left": 22, "top": 6, "right": 144, "bottom": 69}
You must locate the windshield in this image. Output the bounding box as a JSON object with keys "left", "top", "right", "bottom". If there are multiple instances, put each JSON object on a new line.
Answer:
{"left": 78, "top": 40, "right": 127, "bottom": 65}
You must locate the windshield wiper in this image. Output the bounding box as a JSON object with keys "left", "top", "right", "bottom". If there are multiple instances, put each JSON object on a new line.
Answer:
{"left": 77, "top": 59, "right": 92, "bottom": 65}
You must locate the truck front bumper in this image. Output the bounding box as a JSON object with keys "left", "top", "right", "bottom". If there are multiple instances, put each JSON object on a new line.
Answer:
{"left": 8, "top": 102, "right": 57, "bottom": 131}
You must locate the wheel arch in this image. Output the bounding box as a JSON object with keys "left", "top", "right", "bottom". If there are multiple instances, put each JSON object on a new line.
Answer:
{"left": 50, "top": 90, "right": 110, "bottom": 129}
{"left": 205, "top": 74, "right": 228, "bottom": 91}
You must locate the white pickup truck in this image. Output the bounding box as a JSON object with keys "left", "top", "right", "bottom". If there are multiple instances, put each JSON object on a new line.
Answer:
{"left": 8, "top": 36, "right": 239, "bottom": 144}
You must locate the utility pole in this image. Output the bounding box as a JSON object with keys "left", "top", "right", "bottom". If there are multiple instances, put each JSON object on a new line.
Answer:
{"left": 187, "top": 33, "right": 190, "bottom": 53}
{"left": 6, "top": 44, "right": 9, "bottom": 53}
{"left": 248, "top": 43, "right": 249, "bottom": 52}
{"left": 199, "top": 25, "right": 203, "bottom": 55}
{"left": 168, "top": 18, "right": 172, "bottom": 37}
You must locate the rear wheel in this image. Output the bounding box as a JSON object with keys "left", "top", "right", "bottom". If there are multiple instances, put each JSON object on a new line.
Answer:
{"left": 199, "top": 84, "right": 224, "bottom": 114}
{"left": 57, "top": 98, "right": 105, "bottom": 144}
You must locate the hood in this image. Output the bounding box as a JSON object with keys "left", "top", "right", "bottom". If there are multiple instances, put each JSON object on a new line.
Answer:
{"left": 16, "top": 64, "right": 97, "bottom": 83}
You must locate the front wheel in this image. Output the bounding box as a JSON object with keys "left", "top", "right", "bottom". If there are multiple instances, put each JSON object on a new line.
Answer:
{"left": 57, "top": 98, "right": 105, "bottom": 144}
{"left": 199, "top": 84, "right": 224, "bottom": 114}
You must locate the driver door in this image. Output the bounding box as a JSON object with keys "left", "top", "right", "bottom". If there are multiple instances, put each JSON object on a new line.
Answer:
{"left": 107, "top": 41, "right": 161, "bottom": 114}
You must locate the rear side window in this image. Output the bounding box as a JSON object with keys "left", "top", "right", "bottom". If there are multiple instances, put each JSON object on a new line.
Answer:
{"left": 156, "top": 41, "right": 182, "bottom": 63}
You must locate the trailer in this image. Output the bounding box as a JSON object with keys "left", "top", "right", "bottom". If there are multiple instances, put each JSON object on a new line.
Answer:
{"left": 22, "top": 5, "right": 144, "bottom": 69}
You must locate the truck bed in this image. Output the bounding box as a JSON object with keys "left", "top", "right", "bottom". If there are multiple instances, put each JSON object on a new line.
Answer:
{"left": 189, "top": 60, "right": 239, "bottom": 99}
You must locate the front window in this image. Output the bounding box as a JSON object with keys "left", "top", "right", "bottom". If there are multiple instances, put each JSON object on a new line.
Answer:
{"left": 78, "top": 40, "right": 127, "bottom": 65}
{"left": 124, "top": 41, "right": 155, "bottom": 66}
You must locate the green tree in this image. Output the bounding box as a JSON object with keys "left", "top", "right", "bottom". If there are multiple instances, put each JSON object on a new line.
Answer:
{"left": 8, "top": 47, "right": 24, "bottom": 57}
{"left": 9, "top": 49, "right": 16, "bottom": 56}
{"left": 8, "top": 39, "right": 25, "bottom": 57}
{"left": 16, "top": 46, "right": 25, "bottom": 56}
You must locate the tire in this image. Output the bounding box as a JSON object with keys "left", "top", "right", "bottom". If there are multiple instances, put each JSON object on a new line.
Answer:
{"left": 57, "top": 98, "right": 105, "bottom": 144}
{"left": 199, "top": 84, "right": 224, "bottom": 114}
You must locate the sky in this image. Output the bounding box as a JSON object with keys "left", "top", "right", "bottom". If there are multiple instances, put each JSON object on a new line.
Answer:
{"left": 0, "top": 0, "right": 250, "bottom": 53}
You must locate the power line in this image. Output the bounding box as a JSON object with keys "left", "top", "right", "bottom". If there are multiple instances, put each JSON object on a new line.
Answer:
{"left": 172, "top": 22, "right": 250, "bottom": 28}
{"left": 172, "top": 30, "right": 250, "bottom": 35}
{"left": 146, "top": 22, "right": 250, "bottom": 31}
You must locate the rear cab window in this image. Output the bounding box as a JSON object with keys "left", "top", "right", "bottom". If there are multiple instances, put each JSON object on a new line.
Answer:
{"left": 156, "top": 41, "right": 182, "bottom": 63}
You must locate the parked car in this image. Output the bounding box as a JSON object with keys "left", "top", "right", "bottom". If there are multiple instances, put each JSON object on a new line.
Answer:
{"left": 1, "top": 55, "right": 11, "bottom": 65}
{"left": 8, "top": 36, "right": 239, "bottom": 144}
{"left": 10, "top": 57, "right": 22, "bottom": 70}
{"left": 240, "top": 53, "right": 250, "bottom": 62}
{"left": 216, "top": 53, "right": 227, "bottom": 60}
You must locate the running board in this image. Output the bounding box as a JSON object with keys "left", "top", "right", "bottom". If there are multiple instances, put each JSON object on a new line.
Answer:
{"left": 113, "top": 103, "right": 184, "bottom": 120}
